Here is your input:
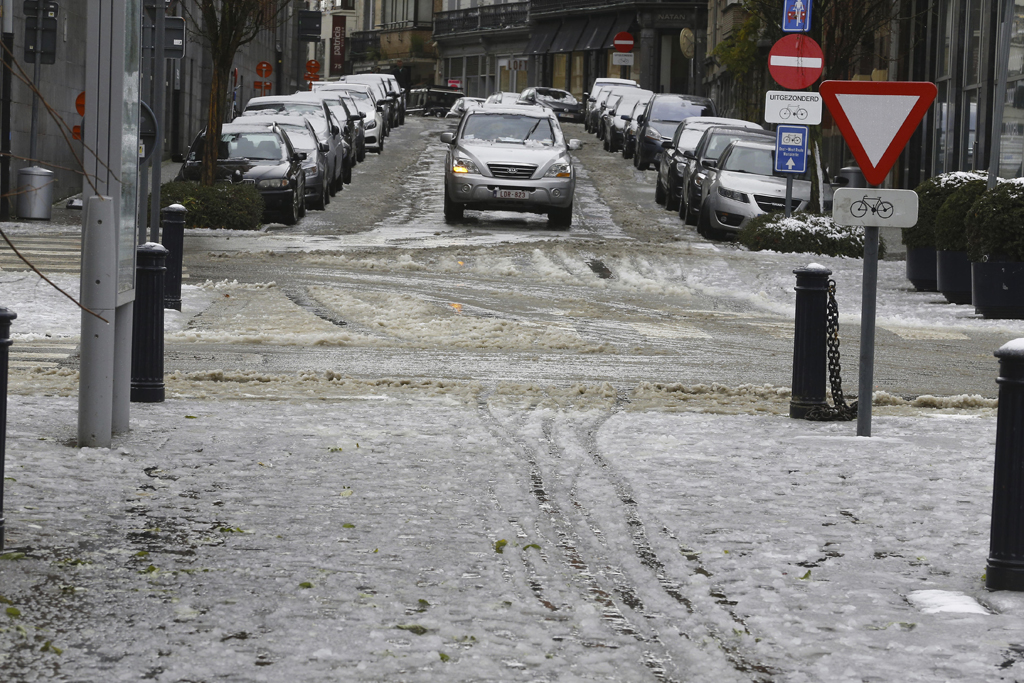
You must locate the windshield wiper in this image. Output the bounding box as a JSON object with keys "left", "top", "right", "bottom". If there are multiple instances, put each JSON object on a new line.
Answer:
{"left": 524, "top": 119, "right": 541, "bottom": 141}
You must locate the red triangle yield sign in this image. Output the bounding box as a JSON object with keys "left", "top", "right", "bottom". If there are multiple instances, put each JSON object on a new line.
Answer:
{"left": 819, "top": 81, "right": 937, "bottom": 186}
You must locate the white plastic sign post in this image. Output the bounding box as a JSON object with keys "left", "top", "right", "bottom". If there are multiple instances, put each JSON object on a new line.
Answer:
{"left": 832, "top": 188, "right": 919, "bottom": 228}
{"left": 764, "top": 91, "right": 822, "bottom": 125}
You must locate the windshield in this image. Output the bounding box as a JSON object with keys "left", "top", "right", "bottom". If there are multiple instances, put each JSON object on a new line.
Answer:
{"left": 246, "top": 102, "right": 323, "bottom": 119}
{"left": 650, "top": 98, "right": 714, "bottom": 122}
{"left": 190, "top": 131, "right": 284, "bottom": 161}
{"left": 461, "top": 114, "right": 554, "bottom": 145}
{"left": 536, "top": 88, "right": 576, "bottom": 104}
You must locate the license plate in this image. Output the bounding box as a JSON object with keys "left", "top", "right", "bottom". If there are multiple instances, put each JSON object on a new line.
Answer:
{"left": 495, "top": 189, "right": 529, "bottom": 200}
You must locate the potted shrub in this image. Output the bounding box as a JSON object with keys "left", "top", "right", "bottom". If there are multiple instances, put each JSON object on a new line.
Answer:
{"left": 966, "top": 179, "right": 1024, "bottom": 319}
{"left": 738, "top": 212, "right": 886, "bottom": 258}
{"left": 933, "top": 178, "right": 988, "bottom": 304}
{"left": 904, "top": 172, "right": 984, "bottom": 291}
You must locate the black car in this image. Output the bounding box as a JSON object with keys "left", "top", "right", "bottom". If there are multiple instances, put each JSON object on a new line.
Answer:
{"left": 407, "top": 86, "right": 465, "bottom": 117}
{"left": 634, "top": 94, "right": 717, "bottom": 171}
{"left": 176, "top": 121, "right": 307, "bottom": 225}
{"left": 518, "top": 87, "right": 583, "bottom": 123}
{"left": 239, "top": 115, "right": 332, "bottom": 211}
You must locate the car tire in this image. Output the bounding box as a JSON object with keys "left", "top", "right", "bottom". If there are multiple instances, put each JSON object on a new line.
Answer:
{"left": 344, "top": 160, "right": 352, "bottom": 184}
{"left": 443, "top": 183, "right": 464, "bottom": 222}
{"left": 328, "top": 164, "right": 338, "bottom": 196}
{"left": 666, "top": 181, "right": 680, "bottom": 212}
{"left": 654, "top": 177, "right": 666, "bottom": 205}
{"left": 311, "top": 184, "right": 326, "bottom": 211}
{"left": 699, "top": 203, "right": 722, "bottom": 239}
{"left": 377, "top": 136, "right": 384, "bottom": 154}
{"left": 684, "top": 194, "right": 699, "bottom": 226}
{"left": 281, "top": 189, "right": 300, "bottom": 225}
{"left": 603, "top": 131, "right": 611, "bottom": 152}
{"left": 323, "top": 182, "right": 331, "bottom": 207}
{"left": 635, "top": 151, "right": 650, "bottom": 171}
{"left": 548, "top": 201, "right": 573, "bottom": 229}
{"left": 357, "top": 146, "right": 366, "bottom": 163}
{"left": 678, "top": 193, "right": 688, "bottom": 222}
{"left": 622, "top": 141, "right": 633, "bottom": 160}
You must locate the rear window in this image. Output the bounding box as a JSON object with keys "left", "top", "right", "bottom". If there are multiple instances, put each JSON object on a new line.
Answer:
{"left": 190, "top": 131, "right": 284, "bottom": 161}
{"left": 276, "top": 125, "right": 317, "bottom": 151}
{"left": 536, "top": 88, "right": 576, "bottom": 104}
{"left": 705, "top": 132, "right": 767, "bottom": 160}
{"left": 246, "top": 102, "right": 323, "bottom": 119}
{"left": 650, "top": 98, "right": 714, "bottom": 122}
{"left": 720, "top": 145, "right": 811, "bottom": 180}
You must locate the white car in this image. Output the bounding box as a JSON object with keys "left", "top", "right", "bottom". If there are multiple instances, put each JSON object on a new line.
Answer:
{"left": 313, "top": 82, "right": 386, "bottom": 153}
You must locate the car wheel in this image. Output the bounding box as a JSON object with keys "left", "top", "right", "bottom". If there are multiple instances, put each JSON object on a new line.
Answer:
{"left": 443, "top": 183, "right": 464, "bottom": 222}
{"left": 323, "top": 182, "right": 330, "bottom": 207}
{"left": 666, "top": 182, "right": 680, "bottom": 212}
{"left": 357, "top": 146, "right": 366, "bottom": 163}
{"left": 281, "top": 189, "right": 299, "bottom": 225}
{"left": 297, "top": 183, "right": 306, "bottom": 218}
{"left": 678, "top": 193, "right": 687, "bottom": 222}
{"left": 344, "top": 160, "right": 352, "bottom": 184}
{"left": 699, "top": 203, "right": 720, "bottom": 239}
{"left": 635, "top": 151, "right": 649, "bottom": 171}
{"left": 311, "top": 184, "right": 326, "bottom": 211}
{"left": 654, "top": 177, "right": 666, "bottom": 205}
{"left": 328, "top": 164, "right": 338, "bottom": 196}
{"left": 548, "top": 201, "right": 573, "bottom": 229}
{"left": 623, "top": 141, "right": 633, "bottom": 160}
{"left": 377, "top": 136, "right": 384, "bottom": 154}
{"left": 685, "top": 194, "right": 699, "bottom": 226}
{"left": 603, "top": 131, "right": 611, "bottom": 152}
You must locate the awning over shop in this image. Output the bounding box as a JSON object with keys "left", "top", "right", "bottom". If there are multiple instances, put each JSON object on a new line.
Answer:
{"left": 575, "top": 16, "right": 614, "bottom": 52}
{"left": 601, "top": 14, "right": 637, "bottom": 49}
{"left": 549, "top": 18, "right": 588, "bottom": 53}
{"left": 524, "top": 22, "right": 559, "bottom": 55}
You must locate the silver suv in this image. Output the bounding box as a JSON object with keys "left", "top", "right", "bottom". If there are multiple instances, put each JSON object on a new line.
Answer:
{"left": 440, "top": 106, "right": 580, "bottom": 228}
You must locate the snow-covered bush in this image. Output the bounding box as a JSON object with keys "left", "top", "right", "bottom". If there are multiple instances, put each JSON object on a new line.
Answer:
{"left": 903, "top": 171, "right": 985, "bottom": 249}
{"left": 966, "top": 178, "right": 1024, "bottom": 262}
{"left": 934, "top": 178, "right": 989, "bottom": 252}
{"left": 738, "top": 212, "right": 886, "bottom": 258}
{"left": 161, "top": 181, "right": 264, "bottom": 231}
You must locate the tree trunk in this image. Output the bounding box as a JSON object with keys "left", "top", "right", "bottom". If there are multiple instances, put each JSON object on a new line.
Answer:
{"left": 200, "top": 62, "right": 230, "bottom": 186}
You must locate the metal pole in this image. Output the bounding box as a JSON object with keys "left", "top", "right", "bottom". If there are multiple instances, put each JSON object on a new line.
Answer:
{"left": 149, "top": 3, "right": 166, "bottom": 243}
{"left": 1, "top": 0, "right": 13, "bottom": 221}
{"left": 785, "top": 175, "right": 794, "bottom": 218}
{"left": 988, "top": 0, "right": 1014, "bottom": 191}
{"left": 160, "top": 203, "right": 185, "bottom": 310}
{"left": 28, "top": 1, "right": 42, "bottom": 162}
{"left": 856, "top": 225, "right": 880, "bottom": 436}
{"left": 790, "top": 266, "right": 831, "bottom": 418}
{"left": 130, "top": 243, "right": 166, "bottom": 403}
{"left": 0, "top": 306, "right": 14, "bottom": 550}
{"left": 78, "top": 197, "right": 118, "bottom": 448}
{"left": 986, "top": 338, "right": 1024, "bottom": 591}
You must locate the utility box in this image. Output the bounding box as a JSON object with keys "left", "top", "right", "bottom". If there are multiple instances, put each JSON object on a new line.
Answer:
{"left": 16, "top": 166, "right": 54, "bottom": 220}
{"left": 837, "top": 166, "right": 867, "bottom": 189}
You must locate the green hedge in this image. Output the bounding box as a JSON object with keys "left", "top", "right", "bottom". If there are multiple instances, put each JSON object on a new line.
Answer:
{"left": 933, "top": 178, "right": 989, "bottom": 252}
{"left": 738, "top": 212, "right": 885, "bottom": 259}
{"left": 966, "top": 179, "right": 1024, "bottom": 262}
{"left": 903, "top": 171, "right": 985, "bottom": 248}
{"left": 160, "top": 181, "right": 264, "bottom": 231}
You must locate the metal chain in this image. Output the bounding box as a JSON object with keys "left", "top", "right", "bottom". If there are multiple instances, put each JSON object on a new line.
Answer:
{"left": 805, "top": 279, "right": 857, "bottom": 421}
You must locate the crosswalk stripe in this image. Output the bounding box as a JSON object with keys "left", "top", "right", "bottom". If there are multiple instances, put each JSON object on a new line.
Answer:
{"left": 2, "top": 235, "right": 188, "bottom": 278}
{"left": 7, "top": 340, "right": 79, "bottom": 369}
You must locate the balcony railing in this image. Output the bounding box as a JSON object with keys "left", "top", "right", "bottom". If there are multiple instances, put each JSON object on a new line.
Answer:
{"left": 433, "top": 2, "right": 529, "bottom": 37}
{"left": 531, "top": 0, "right": 697, "bottom": 13}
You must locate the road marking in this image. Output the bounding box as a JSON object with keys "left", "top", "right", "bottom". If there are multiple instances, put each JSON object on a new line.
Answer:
{"left": 881, "top": 325, "right": 970, "bottom": 340}
{"left": 7, "top": 340, "right": 79, "bottom": 369}
{"left": 630, "top": 322, "right": 711, "bottom": 339}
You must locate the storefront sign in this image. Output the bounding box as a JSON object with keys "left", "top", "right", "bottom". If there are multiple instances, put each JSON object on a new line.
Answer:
{"left": 330, "top": 15, "right": 346, "bottom": 77}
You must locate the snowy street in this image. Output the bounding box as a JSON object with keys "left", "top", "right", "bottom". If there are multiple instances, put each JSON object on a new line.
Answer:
{"left": 2, "top": 115, "right": 1024, "bottom": 681}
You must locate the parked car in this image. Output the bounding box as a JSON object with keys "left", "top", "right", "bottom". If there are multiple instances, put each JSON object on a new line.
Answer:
{"left": 236, "top": 115, "right": 331, "bottom": 210}
{"left": 583, "top": 77, "right": 638, "bottom": 132}
{"left": 621, "top": 98, "right": 650, "bottom": 160}
{"left": 439, "top": 106, "right": 580, "bottom": 227}
{"left": 241, "top": 95, "right": 346, "bottom": 194}
{"left": 407, "top": 86, "right": 465, "bottom": 117}
{"left": 175, "top": 121, "right": 306, "bottom": 225}
{"left": 335, "top": 94, "right": 367, "bottom": 162}
{"left": 518, "top": 87, "right": 583, "bottom": 123}
{"left": 338, "top": 74, "right": 399, "bottom": 129}
{"left": 655, "top": 117, "right": 764, "bottom": 212}
{"left": 340, "top": 73, "right": 405, "bottom": 125}
{"left": 602, "top": 89, "right": 653, "bottom": 153}
{"left": 589, "top": 85, "right": 636, "bottom": 139}
{"left": 678, "top": 125, "right": 774, "bottom": 224}
{"left": 314, "top": 83, "right": 386, "bottom": 153}
{"left": 289, "top": 91, "right": 358, "bottom": 183}
{"left": 697, "top": 138, "right": 815, "bottom": 239}
{"left": 446, "top": 96, "right": 485, "bottom": 121}
{"left": 634, "top": 93, "right": 717, "bottom": 171}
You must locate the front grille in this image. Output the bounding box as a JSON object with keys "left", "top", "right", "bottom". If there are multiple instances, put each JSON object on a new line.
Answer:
{"left": 487, "top": 163, "right": 537, "bottom": 180}
{"left": 241, "top": 179, "right": 256, "bottom": 186}
{"left": 754, "top": 195, "right": 798, "bottom": 213}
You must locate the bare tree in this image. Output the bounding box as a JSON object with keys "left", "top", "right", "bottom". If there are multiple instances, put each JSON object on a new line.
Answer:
{"left": 182, "top": 0, "right": 290, "bottom": 186}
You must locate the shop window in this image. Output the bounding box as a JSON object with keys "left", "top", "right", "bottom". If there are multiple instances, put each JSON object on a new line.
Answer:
{"left": 571, "top": 52, "right": 584, "bottom": 100}
{"left": 999, "top": 82, "right": 1024, "bottom": 177}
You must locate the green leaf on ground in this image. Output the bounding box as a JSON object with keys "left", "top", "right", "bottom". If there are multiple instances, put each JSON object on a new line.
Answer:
{"left": 799, "top": 570, "right": 811, "bottom": 580}
{"left": 524, "top": 544, "right": 541, "bottom": 551}
{"left": 494, "top": 539, "right": 508, "bottom": 554}
{"left": 396, "top": 624, "right": 428, "bottom": 635}
{"left": 439, "top": 652, "right": 450, "bottom": 662}
{"left": 299, "top": 582, "right": 313, "bottom": 589}
{"left": 40, "top": 640, "right": 63, "bottom": 655}
{"left": 6, "top": 606, "right": 21, "bottom": 618}
{"left": 1, "top": 552, "right": 26, "bottom": 561}
{"left": 342, "top": 523, "right": 355, "bottom": 529}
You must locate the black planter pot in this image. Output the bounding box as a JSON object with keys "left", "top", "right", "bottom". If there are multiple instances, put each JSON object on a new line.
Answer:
{"left": 972, "top": 261, "right": 1024, "bottom": 319}
{"left": 906, "top": 246, "right": 937, "bottom": 291}
{"left": 936, "top": 249, "right": 973, "bottom": 304}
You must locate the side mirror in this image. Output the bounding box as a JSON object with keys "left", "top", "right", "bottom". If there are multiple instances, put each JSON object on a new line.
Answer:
{"left": 661, "top": 140, "right": 673, "bottom": 149}
{"left": 171, "top": 152, "right": 184, "bottom": 163}
{"left": 703, "top": 159, "right": 718, "bottom": 169}
{"left": 637, "top": 114, "right": 646, "bottom": 124}
{"left": 331, "top": 125, "right": 340, "bottom": 136}
{"left": 295, "top": 152, "right": 307, "bottom": 161}
{"left": 620, "top": 114, "right": 631, "bottom": 121}
{"left": 568, "top": 139, "right": 582, "bottom": 151}
{"left": 319, "top": 142, "right": 329, "bottom": 153}
{"left": 682, "top": 150, "right": 696, "bottom": 160}
{"left": 359, "top": 112, "right": 367, "bottom": 119}
{"left": 440, "top": 131, "right": 454, "bottom": 144}
{"left": 582, "top": 92, "right": 589, "bottom": 99}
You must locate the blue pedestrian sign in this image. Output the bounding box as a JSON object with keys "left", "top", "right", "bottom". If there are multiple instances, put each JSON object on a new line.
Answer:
{"left": 775, "top": 125, "right": 808, "bottom": 174}
{"left": 782, "top": 0, "right": 811, "bottom": 32}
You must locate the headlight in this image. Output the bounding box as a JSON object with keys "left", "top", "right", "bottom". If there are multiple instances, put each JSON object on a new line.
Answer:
{"left": 452, "top": 158, "right": 479, "bottom": 174}
{"left": 544, "top": 162, "right": 572, "bottom": 178}
{"left": 694, "top": 172, "right": 707, "bottom": 187}
{"left": 644, "top": 127, "right": 663, "bottom": 141}
{"left": 365, "top": 119, "right": 378, "bottom": 130}
{"left": 717, "top": 186, "right": 748, "bottom": 203}
{"left": 303, "top": 164, "right": 318, "bottom": 178}
{"left": 257, "top": 178, "right": 290, "bottom": 189}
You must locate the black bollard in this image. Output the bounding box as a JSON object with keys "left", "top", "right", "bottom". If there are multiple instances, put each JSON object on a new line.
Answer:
{"left": 0, "top": 307, "right": 15, "bottom": 550}
{"left": 161, "top": 204, "right": 186, "bottom": 311}
{"left": 987, "top": 338, "right": 1024, "bottom": 591}
{"left": 790, "top": 265, "right": 831, "bottom": 419}
{"left": 131, "top": 244, "right": 168, "bottom": 403}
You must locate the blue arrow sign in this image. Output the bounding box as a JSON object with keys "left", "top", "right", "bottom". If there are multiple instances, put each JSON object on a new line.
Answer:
{"left": 782, "top": 0, "right": 811, "bottom": 32}
{"left": 775, "top": 125, "right": 808, "bottom": 174}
